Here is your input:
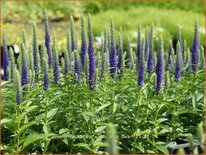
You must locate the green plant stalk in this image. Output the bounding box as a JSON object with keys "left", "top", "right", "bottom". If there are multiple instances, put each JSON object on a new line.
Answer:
{"left": 133, "top": 91, "right": 141, "bottom": 153}
{"left": 44, "top": 91, "right": 48, "bottom": 153}
{"left": 89, "top": 91, "right": 94, "bottom": 153}
{"left": 15, "top": 106, "right": 21, "bottom": 154}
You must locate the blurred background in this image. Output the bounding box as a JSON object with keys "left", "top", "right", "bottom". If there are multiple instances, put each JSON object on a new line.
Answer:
{"left": 1, "top": 0, "right": 204, "bottom": 52}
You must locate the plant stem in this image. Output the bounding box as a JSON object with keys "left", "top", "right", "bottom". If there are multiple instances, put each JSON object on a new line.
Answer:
{"left": 44, "top": 91, "right": 48, "bottom": 153}
{"left": 15, "top": 106, "right": 21, "bottom": 154}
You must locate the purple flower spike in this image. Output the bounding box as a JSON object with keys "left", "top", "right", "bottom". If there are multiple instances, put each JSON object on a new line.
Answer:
{"left": 191, "top": 20, "right": 199, "bottom": 71}
{"left": 165, "top": 41, "right": 172, "bottom": 71}
{"left": 117, "top": 27, "right": 123, "bottom": 75}
{"left": 80, "top": 14, "right": 87, "bottom": 69}
{"left": 136, "top": 22, "right": 142, "bottom": 61}
{"left": 14, "top": 68, "right": 22, "bottom": 104}
{"left": 147, "top": 25, "right": 154, "bottom": 73}
{"left": 156, "top": 37, "right": 164, "bottom": 93}
{"left": 74, "top": 50, "right": 81, "bottom": 83}
{"left": 70, "top": 16, "right": 77, "bottom": 51}
{"left": 2, "top": 32, "right": 9, "bottom": 80}
{"left": 33, "top": 23, "right": 38, "bottom": 72}
{"left": 109, "top": 18, "right": 117, "bottom": 78}
{"left": 175, "top": 42, "right": 181, "bottom": 82}
{"left": 21, "top": 43, "right": 29, "bottom": 86}
{"left": 52, "top": 39, "right": 60, "bottom": 83}
{"left": 44, "top": 9, "right": 53, "bottom": 68}
{"left": 138, "top": 39, "right": 145, "bottom": 87}
{"left": 43, "top": 57, "right": 50, "bottom": 90}
{"left": 88, "top": 14, "right": 96, "bottom": 90}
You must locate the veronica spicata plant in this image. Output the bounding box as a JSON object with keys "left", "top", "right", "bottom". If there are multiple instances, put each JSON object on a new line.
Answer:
{"left": 191, "top": 20, "right": 199, "bottom": 71}
{"left": 2, "top": 31, "right": 9, "bottom": 80}
{"left": 155, "top": 37, "right": 164, "bottom": 93}
{"left": 44, "top": 9, "right": 53, "bottom": 68}
{"left": 109, "top": 18, "right": 117, "bottom": 78}
{"left": 88, "top": 14, "right": 96, "bottom": 90}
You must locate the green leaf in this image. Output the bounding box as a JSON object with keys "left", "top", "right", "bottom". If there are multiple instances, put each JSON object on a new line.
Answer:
{"left": 157, "top": 118, "right": 168, "bottom": 124}
{"left": 50, "top": 93, "right": 68, "bottom": 104}
{"left": 43, "top": 124, "right": 51, "bottom": 134}
{"left": 134, "top": 143, "right": 144, "bottom": 153}
{"left": 21, "top": 133, "right": 54, "bottom": 150}
{"left": 47, "top": 108, "right": 58, "bottom": 121}
{"left": 95, "top": 126, "right": 107, "bottom": 133}
{"left": 74, "top": 143, "right": 91, "bottom": 151}
{"left": 96, "top": 103, "right": 111, "bottom": 112}
{"left": 1, "top": 118, "right": 12, "bottom": 125}
{"left": 92, "top": 141, "right": 107, "bottom": 148}
{"left": 156, "top": 144, "right": 169, "bottom": 154}
{"left": 19, "top": 121, "right": 36, "bottom": 134}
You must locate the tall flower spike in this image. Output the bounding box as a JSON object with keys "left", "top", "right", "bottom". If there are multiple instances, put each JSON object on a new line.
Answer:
{"left": 2, "top": 31, "right": 9, "bottom": 80}
{"left": 191, "top": 20, "right": 199, "bottom": 71}
{"left": 96, "top": 51, "right": 101, "bottom": 71}
{"left": 70, "top": 16, "right": 77, "bottom": 51}
{"left": 138, "top": 38, "right": 145, "bottom": 87}
{"left": 74, "top": 50, "right": 81, "bottom": 83}
{"left": 80, "top": 14, "right": 87, "bottom": 69}
{"left": 67, "top": 29, "right": 72, "bottom": 70}
{"left": 164, "top": 71, "right": 170, "bottom": 89}
{"left": 43, "top": 46, "right": 48, "bottom": 61}
{"left": 155, "top": 37, "right": 164, "bottom": 93}
{"left": 200, "top": 46, "right": 204, "bottom": 68}
{"left": 21, "top": 43, "right": 29, "bottom": 86}
{"left": 147, "top": 25, "right": 154, "bottom": 73}
{"left": 136, "top": 22, "right": 142, "bottom": 61}
{"left": 100, "top": 34, "right": 106, "bottom": 78}
{"left": 177, "top": 25, "right": 183, "bottom": 53}
{"left": 33, "top": 23, "right": 38, "bottom": 72}
{"left": 88, "top": 14, "right": 96, "bottom": 89}
{"left": 43, "top": 57, "right": 50, "bottom": 90}
{"left": 84, "top": 52, "right": 89, "bottom": 85}
{"left": 107, "top": 28, "right": 111, "bottom": 53}
{"left": 9, "top": 48, "right": 15, "bottom": 81}
{"left": 37, "top": 52, "right": 41, "bottom": 73}
{"left": 104, "top": 29, "right": 109, "bottom": 69}
{"left": 106, "top": 123, "right": 119, "bottom": 154}
{"left": 44, "top": 9, "right": 53, "bottom": 68}
{"left": 29, "top": 50, "right": 34, "bottom": 71}
{"left": 14, "top": 68, "right": 22, "bottom": 104}
{"left": 175, "top": 42, "right": 182, "bottom": 82}
{"left": 109, "top": 18, "right": 117, "bottom": 78}
{"left": 117, "top": 27, "right": 123, "bottom": 75}
{"left": 165, "top": 40, "right": 172, "bottom": 71}
{"left": 126, "top": 36, "right": 133, "bottom": 69}
{"left": 64, "top": 48, "right": 69, "bottom": 74}
{"left": 183, "top": 39, "right": 187, "bottom": 63}
{"left": 186, "top": 47, "right": 191, "bottom": 72}
{"left": 52, "top": 37, "right": 60, "bottom": 83}
{"left": 144, "top": 27, "right": 149, "bottom": 61}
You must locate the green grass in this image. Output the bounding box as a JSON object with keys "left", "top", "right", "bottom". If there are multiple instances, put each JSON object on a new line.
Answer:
{"left": 2, "top": 5, "right": 204, "bottom": 52}
{"left": 91, "top": 6, "right": 204, "bottom": 49}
